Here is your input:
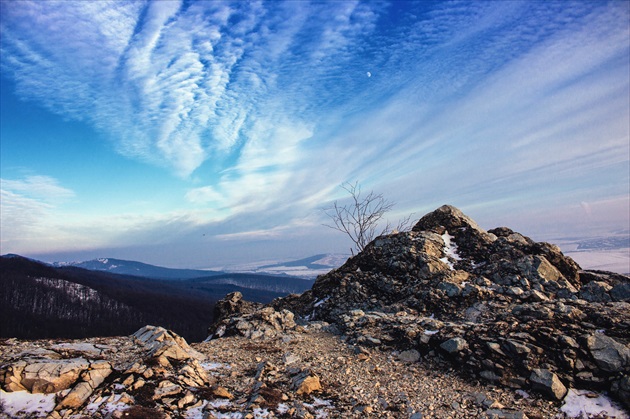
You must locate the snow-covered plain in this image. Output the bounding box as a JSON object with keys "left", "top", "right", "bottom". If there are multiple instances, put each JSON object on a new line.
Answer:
{"left": 564, "top": 249, "right": 629, "bottom": 274}
{"left": 553, "top": 236, "right": 629, "bottom": 274}
{"left": 207, "top": 254, "right": 349, "bottom": 278}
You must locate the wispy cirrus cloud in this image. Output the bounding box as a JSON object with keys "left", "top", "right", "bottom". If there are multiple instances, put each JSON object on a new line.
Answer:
{"left": 1, "top": 175, "right": 75, "bottom": 251}
{"left": 1, "top": 175, "right": 75, "bottom": 201}
{"left": 0, "top": 1, "right": 383, "bottom": 177}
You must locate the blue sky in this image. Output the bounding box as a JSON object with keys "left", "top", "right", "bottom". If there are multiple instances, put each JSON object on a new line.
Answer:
{"left": 1, "top": 0, "right": 628, "bottom": 268}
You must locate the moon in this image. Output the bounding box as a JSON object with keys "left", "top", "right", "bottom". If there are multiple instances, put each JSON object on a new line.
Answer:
{"left": 367, "top": 71, "right": 372, "bottom": 78}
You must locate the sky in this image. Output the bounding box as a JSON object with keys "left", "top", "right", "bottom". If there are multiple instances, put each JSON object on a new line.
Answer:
{"left": 1, "top": 0, "right": 629, "bottom": 269}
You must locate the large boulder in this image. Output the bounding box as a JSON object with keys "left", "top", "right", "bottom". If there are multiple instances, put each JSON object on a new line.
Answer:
{"left": 586, "top": 334, "right": 630, "bottom": 373}
{"left": 208, "top": 297, "right": 297, "bottom": 340}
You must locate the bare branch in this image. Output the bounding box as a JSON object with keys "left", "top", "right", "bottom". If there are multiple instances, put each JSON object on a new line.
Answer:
{"left": 322, "top": 181, "right": 412, "bottom": 254}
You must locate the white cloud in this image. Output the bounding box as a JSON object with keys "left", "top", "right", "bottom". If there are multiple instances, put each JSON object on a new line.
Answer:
{"left": 1, "top": 176, "right": 74, "bottom": 252}
{"left": 1, "top": 176, "right": 75, "bottom": 201}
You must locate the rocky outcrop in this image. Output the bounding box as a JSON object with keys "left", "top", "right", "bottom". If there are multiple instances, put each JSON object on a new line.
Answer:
{"left": 208, "top": 291, "right": 297, "bottom": 339}
{"left": 270, "top": 205, "right": 629, "bottom": 408}
{"left": 0, "top": 326, "right": 214, "bottom": 418}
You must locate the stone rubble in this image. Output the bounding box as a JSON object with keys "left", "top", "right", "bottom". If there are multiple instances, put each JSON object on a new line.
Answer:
{"left": 1, "top": 205, "right": 628, "bottom": 418}
{"left": 1, "top": 326, "right": 571, "bottom": 418}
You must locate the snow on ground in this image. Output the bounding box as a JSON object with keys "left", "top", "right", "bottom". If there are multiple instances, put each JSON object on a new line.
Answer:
{"left": 84, "top": 394, "right": 131, "bottom": 416}
{"left": 201, "top": 361, "right": 231, "bottom": 371}
{"left": 440, "top": 231, "right": 461, "bottom": 270}
{"left": 560, "top": 389, "right": 628, "bottom": 418}
{"left": 314, "top": 297, "right": 330, "bottom": 307}
{"left": 0, "top": 390, "right": 56, "bottom": 417}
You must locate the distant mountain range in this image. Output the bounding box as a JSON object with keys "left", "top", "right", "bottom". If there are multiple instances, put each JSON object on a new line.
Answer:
{"left": 50, "top": 254, "right": 349, "bottom": 279}
{"left": 52, "top": 257, "right": 223, "bottom": 280}
{"left": 0, "top": 254, "right": 315, "bottom": 342}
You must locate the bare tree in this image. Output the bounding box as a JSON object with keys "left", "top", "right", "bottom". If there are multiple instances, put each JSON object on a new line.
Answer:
{"left": 323, "top": 181, "right": 413, "bottom": 255}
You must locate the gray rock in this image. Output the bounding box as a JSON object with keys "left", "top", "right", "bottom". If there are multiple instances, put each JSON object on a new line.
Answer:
{"left": 611, "top": 283, "right": 630, "bottom": 302}
{"left": 529, "top": 369, "right": 567, "bottom": 400}
{"left": 610, "top": 375, "right": 630, "bottom": 410}
{"left": 438, "top": 281, "right": 462, "bottom": 297}
{"left": 579, "top": 281, "right": 612, "bottom": 302}
{"left": 398, "top": 349, "right": 421, "bottom": 363}
{"left": 480, "top": 370, "right": 501, "bottom": 382}
{"left": 485, "top": 409, "right": 528, "bottom": 419}
{"left": 283, "top": 353, "right": 300, "bottom": 365}
{"left": 586, "top": 333, "right": 630, "bottom": 373}
{"left": 504, "top": 340, "right": 531, "bottom": 356}
{"left": 440, "top": 337, "right": 468, "bottom": 354}
{"left": 517, "top": 256, "right": 562, "bottom": 284}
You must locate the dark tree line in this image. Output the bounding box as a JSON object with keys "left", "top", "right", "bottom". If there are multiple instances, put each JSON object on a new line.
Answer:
{"left": 0, "top": 256, "right": 217, "bottom": 341}
{"left": 0, "top": 256, "right": 295, "bottom": 342}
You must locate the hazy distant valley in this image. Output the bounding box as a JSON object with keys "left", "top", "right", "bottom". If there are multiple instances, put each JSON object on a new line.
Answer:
{"left": 2, "top": 230, "right": 626, "bottom": 346}
{"left": 554, "top": 233, "right": 629, "bottom": 274}
{"left": 0, "top": 254, "right": 314, "bottom": 343}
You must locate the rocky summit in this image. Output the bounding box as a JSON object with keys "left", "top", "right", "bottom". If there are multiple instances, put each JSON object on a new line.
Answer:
{"left": 1, "top": 205, "right": 629, "bottom": 418}
{"left": 220, "top": 205, "right": 630, "bottom": 411}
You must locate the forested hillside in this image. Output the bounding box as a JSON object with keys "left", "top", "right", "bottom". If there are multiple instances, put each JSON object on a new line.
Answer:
{"left": 0, "top": 255, "right": 296, "bottom": 341}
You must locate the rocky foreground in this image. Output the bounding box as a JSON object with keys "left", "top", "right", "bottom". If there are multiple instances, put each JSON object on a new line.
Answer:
{"left": 1, "top": 205, "right": 629, "bottom": 418}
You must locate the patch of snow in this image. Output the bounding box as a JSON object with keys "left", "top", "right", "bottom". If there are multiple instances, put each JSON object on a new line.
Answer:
{"left": 277, "top": 403, "right": 290, "bottom": 414}
{"left": 314, "top": 297, "right": 330, "bottom": 307}
{"left": 310, "top": 398, "right": 333, "bottom": 407}
{"left": 192, "top": 399, "right": 240, "bottom": 418}
{"left": 33, "top": 277, "right": 101, "bottom": 303}
{"left": 424, "top": 330, "right": 439, "bottom": 335}
{"left": 0, "top": 390, "right": 56, "bottom": 417}
{"left": 304, "top": 398, "right": 334, "bottom": 419}
{"left": 253, "top": 407, "right": 272, "bottom": 417}
{"left": 561, "top": 389, "right": 628, "bottom": 418}
{"left": 201, "top": 362, "right": 230, "bottom": 370}
{"left": 208, "top": 399, "right": 232, "bottom": 409}
{"left": 85, "top": 394, "right": 131, "bottom": 416}
{"left": 185, "top": 401, "right": 208, "bottom": 418}
{"left": 440, "top": 231, "right": 461, "bottom": 270}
